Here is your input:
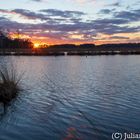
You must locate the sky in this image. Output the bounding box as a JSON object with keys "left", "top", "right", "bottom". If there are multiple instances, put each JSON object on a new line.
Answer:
{"left": 0, "top": 0, "right": 140, "bottom": 45}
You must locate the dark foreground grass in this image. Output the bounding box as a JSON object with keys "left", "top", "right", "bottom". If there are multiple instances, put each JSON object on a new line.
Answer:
{"left": 0, "top": 65, "right": 22, "bottom": 110}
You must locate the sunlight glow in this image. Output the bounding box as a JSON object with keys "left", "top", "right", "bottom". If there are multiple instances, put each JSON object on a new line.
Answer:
{"left": 34, "top": 43, "right": 40, "bottom": 48}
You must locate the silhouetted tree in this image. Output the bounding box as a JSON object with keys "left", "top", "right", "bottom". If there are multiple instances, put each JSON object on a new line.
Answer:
{"left": 0, "top": 30, "right": 33, "bottom": 49}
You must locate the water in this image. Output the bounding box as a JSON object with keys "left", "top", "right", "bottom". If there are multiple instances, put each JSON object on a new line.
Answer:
{"left": 0, "top": 55, "right": 140, "bottom": 140}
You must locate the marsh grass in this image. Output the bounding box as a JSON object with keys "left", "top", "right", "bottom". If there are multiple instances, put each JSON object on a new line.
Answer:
{"left": 0, "top": 63, "right": 23, "bottom": 110}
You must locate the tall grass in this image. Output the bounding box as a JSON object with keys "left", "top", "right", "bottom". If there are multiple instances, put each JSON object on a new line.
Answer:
{"left": 0, "top": 63, "right": 22, "bottom": 109}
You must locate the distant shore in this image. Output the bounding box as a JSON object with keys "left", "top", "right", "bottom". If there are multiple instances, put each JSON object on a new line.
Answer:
{"left": 0, "top": 42, "right": 140, "bottom": 56}
{"left": 1, "top": 30, "right": 140, "bottom": 56}
{"left": 1, "top": 48, "right": 140, "bottom": 56}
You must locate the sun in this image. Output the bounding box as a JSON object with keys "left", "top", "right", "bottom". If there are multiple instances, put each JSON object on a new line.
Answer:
{"left": 34, "top": 43, "right": 40, "bottom": 48}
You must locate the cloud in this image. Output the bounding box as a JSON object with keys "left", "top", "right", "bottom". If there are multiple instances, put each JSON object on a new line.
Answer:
{"left": 0, "top": 8, "right": 139, "bottom": 43}
{"left": 114, "top": 9, "right": 140, "bottom": 21}
{"left": 39, "top": 9, "right": 86, "bottom": 18}
{"left": 109, "top": 36, "right": 130, "bottom": 39}
{"left": 11, "top": 9, "right": 49, "bottom": 20}
{"left": 0, "top": 8, "right": 85, "bottom": 22}
{"left": 99, "top": 9, "right": 112, "bottom": 14}
{"left": 106, "top": 2, "right": 121, "bottom": 7}
{"left": 92, "top": 18, "right": 129, "bottom": 25}
{"left": 0, "top": 16, "right": 9, "bottom": 21}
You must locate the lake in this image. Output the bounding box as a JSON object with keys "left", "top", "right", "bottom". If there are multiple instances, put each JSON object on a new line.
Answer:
{"left": 0, "top": 55, "right": 140, "bottom": 140}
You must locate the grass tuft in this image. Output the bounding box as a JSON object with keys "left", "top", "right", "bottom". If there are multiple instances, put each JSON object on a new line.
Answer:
{"left": 0, "top": 64, "right": 22, "bottom": 108}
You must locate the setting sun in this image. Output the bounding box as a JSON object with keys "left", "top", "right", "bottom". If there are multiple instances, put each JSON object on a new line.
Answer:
{"left": 34, "top": 43, "right": 40, "bottom": 48}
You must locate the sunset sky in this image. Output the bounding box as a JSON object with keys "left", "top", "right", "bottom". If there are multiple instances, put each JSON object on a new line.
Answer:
{"left": 0, "top": 0, "right": 140, "bottom": 45}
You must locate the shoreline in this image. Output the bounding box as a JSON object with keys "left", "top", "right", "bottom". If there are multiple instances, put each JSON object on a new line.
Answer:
{"left": 1, "top": 51, "right": 140, "bottom": 56}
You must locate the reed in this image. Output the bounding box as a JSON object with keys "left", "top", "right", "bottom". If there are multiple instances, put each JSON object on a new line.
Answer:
{"left": 0, "top": 64, "right": 22, "bottom": 109}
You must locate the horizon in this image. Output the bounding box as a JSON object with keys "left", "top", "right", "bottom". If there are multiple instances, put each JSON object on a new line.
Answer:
{"left": 0, "top": 0, "right": 140, "bottom": 46}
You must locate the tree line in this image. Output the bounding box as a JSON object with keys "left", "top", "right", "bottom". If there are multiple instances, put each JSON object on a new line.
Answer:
{"left": 0, "top": 30, "right": 33, "bottom": 49}
{"left": 0, "top": 30, "right": 140, "bottom": 50}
